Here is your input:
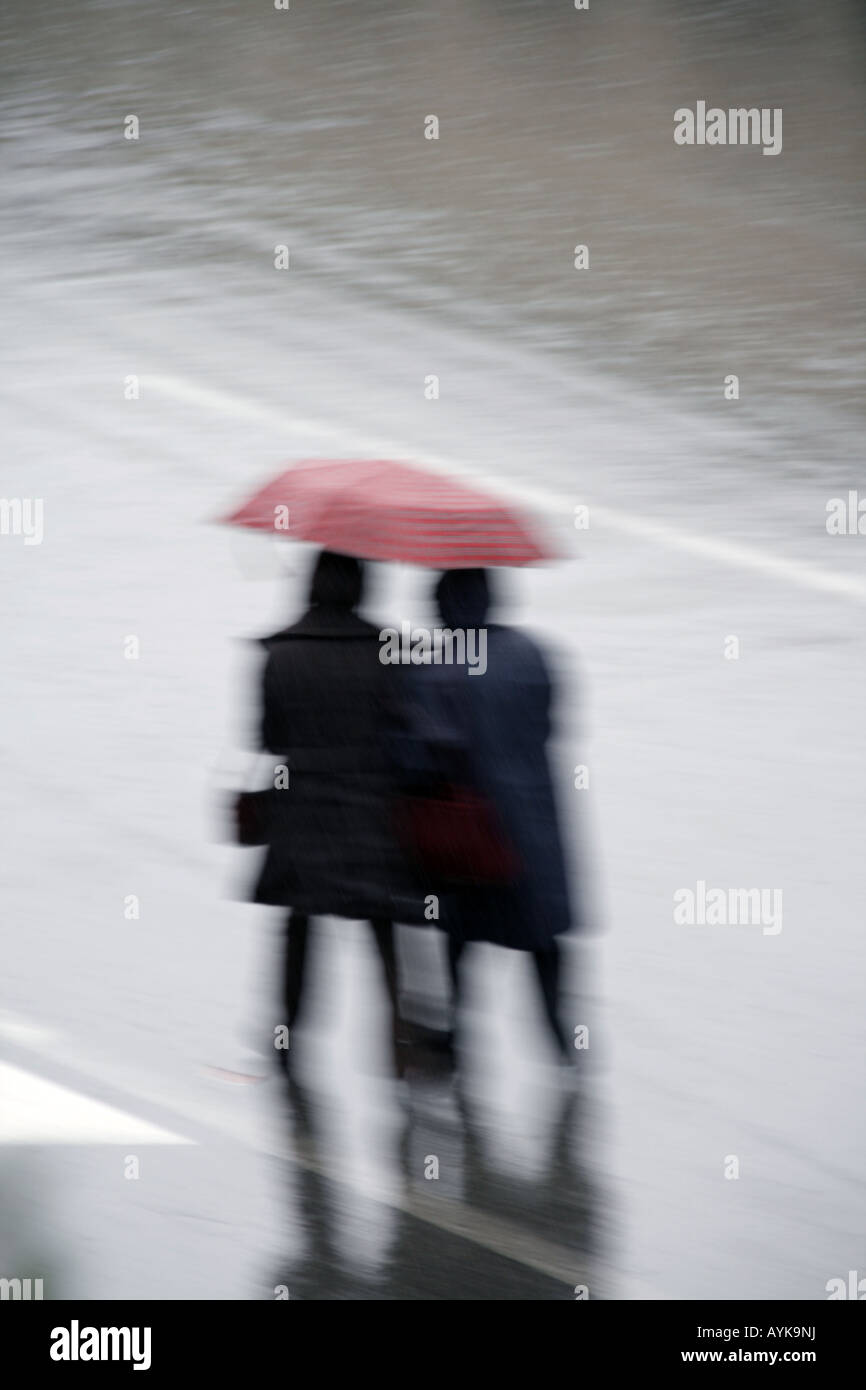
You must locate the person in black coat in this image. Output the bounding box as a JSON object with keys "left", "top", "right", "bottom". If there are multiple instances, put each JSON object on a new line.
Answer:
{"left": 252, "top": 549, "right": 419, "bottom": 1071}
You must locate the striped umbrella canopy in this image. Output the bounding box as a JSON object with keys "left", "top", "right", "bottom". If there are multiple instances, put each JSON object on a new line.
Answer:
{"left": 223, "top": 458, "right": 551, "bottom": 567}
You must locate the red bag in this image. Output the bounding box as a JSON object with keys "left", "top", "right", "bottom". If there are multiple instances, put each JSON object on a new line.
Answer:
{"left": 398, "top": 783, "right": 521, "bottom": 886}
{"left": 232, "top": 788, "right": 279, "bottom": 846}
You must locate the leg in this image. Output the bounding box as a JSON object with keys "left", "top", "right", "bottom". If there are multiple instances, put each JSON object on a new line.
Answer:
{"left": 442, "top": 933, "right": 467, "bottom": 1057}
{"left": 284, "top": 910, "right": 311, "bottom": 1032}
{"left": 369, "top": 918, "right": 406, "bottom": 1076}
{"left": 447, "top": 933, "right": 465, "bottom": 1013}
{"left": 532, "top": 941, "right": 569, "bottom": 1057}
{"left": 369, "top": 918, "right": 400, "bottom": 1028}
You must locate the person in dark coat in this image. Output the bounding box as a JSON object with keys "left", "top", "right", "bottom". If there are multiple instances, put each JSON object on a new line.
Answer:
{"left": 419, "top": 568, "right": 575, "bottom": 1058}
{"left": 252, "top": 549, "right": 419, "bottom": 1071}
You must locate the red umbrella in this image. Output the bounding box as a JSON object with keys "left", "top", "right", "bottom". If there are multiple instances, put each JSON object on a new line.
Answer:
{"left": 223, "top": 458, "right": 550, "bottom": 567}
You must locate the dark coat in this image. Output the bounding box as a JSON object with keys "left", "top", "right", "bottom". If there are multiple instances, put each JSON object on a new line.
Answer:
{"left": 251, "top": 602, "right": 423, "bottom": 922}
{"left": 407, "top": 573, "right": 574, "bottom": 951}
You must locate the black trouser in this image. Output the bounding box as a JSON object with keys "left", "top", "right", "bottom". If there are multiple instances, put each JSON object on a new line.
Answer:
{"left": 284, "top": 910, "right": 400, "bottom": 1037}
{"left": 447, "top": 935, "right": 569, "bottom": 1057}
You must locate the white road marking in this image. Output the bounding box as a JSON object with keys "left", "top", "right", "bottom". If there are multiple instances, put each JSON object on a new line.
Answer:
{"left": 143, "top": 373, "right": 866, "bottom": 602}
{"left": 0, "top": 1031, "right": 657, "bottom": 1293}
{"left": 0, "top": 1063, "right": 194, "bottom": 1146}
{"left": 0, "top": 1011, "right": 57, "bottom": 1050}
{"left": 589, "top": 504, "right": 866, "bottom": 599}
{"left": 262, "top": 1121, "right": 662, "bottom": 1298}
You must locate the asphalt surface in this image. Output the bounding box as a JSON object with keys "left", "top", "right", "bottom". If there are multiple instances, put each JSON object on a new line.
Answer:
{"left": 1, "top": 0, "right": 864, "bottom": 1300}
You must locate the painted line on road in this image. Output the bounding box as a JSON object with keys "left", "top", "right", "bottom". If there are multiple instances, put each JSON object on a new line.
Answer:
{"left": 588, "top": 504, "right": 866, "bottom": 599}
{"left": 270, "top": 1123, "right": 651, "bottom": 1298}
{"left": 0, "top": 1063, "right": 194, "bottom": 1146}
{"left": 143, "top": 372, "right": 866, "bottom": 602}
{"left": 0, "top": 1029, "right": 658, "bottom": 1297}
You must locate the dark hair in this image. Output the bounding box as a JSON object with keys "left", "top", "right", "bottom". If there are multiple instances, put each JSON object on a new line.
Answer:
{"left": 308, "top": 549, "right": 364, "bottom": 609}
{"left": 435, "top": 568, "right": 491, "bottom": 626}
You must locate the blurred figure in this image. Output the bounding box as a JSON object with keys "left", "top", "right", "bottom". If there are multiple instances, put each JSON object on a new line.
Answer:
{"left": 252, "top": 549, "right": 415, "bottom": 1073}
{"left": 424, "top": 568, "right": 575, "bottom": 1061}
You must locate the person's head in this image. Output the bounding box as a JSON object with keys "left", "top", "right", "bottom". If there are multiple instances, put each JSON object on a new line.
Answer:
{"left": 435, "top": 567, "right": 492, "bottom": 628}
{"left": 308, "top": 549, "right": 364, "bottom": 610}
